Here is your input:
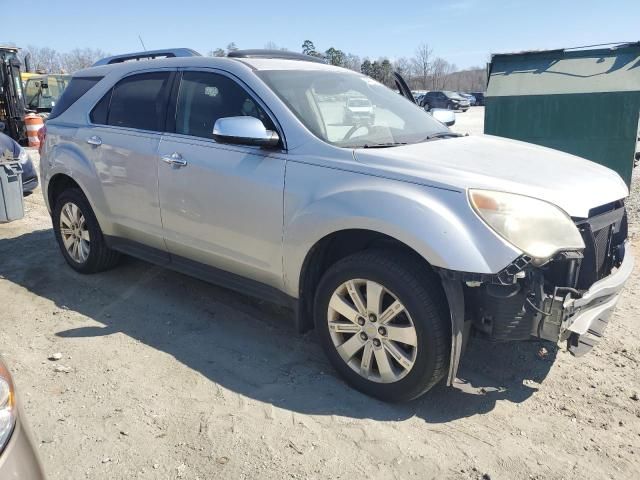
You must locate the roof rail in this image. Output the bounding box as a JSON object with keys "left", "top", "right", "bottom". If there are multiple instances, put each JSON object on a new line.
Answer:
{"left": 228, "top": 49, "right": 326, "bottom": 64}
{"left": 92, "top": 48, "right": 201, "bottom": 66}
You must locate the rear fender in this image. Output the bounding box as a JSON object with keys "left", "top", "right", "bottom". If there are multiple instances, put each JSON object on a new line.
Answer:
{"left": 43, "top": 141, "right": 112, "bottom": 233}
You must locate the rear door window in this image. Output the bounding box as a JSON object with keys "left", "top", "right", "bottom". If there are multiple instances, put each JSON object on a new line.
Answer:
{"left": 106, "top": 72, "right": 172, "bottom": 131}
{"left": 49, "top": 76, "right": 103, "bottom": 120}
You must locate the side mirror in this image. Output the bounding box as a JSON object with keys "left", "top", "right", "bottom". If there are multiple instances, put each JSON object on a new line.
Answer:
{"left": 212, "top": 116, "right": 280, "bottom": 148}
{"left": 430, "top": 108, "right": 456, "bottom": 127}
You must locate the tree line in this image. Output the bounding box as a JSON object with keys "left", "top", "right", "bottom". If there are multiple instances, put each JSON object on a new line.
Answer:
{"left": 18, "top": 46, "right": 110, "bottom": 74}
{"left": 208, "top": 40, "right": 487, "bottom": 92}
{"left": 19, "top": 41, "right": 487, "bottom": 92}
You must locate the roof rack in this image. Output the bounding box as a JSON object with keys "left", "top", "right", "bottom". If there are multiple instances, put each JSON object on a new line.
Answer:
{"left": 92, "top": 48, "right": 201, "bottom": 67}
{"left": 228, "top": 49, "right": 326, "bottom": 64}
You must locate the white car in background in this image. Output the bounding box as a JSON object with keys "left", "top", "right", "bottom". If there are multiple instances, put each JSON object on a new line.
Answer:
{"left": 344, "top": 96, "right": 375, "bottom": 125}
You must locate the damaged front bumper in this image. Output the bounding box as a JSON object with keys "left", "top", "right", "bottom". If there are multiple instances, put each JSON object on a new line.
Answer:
{"left": 535, "top": 247, "right": 634, "bottom": 356}
{"left": 440, "top": 203, "right": 631, "bottom": 383}
{"left": 439, "top": 246, "right": 633, "bottom": 385}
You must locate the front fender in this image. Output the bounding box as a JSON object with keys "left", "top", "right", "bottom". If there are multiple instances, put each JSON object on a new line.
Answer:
{"left": 282, "top": 161, "right": 520, "bottom": 297}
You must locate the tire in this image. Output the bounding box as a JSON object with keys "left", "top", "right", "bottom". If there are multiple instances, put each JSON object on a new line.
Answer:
{"left": 314, "top": 250, "right": 450, "bottom": 402}
{"left": 52, "top": 188, "right": 120, "bottom": 273}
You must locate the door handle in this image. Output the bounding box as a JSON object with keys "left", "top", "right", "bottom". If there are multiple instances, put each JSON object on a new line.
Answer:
{"left": 161, "top": 152, "right": 187, "bottom": 168}
{"left": 86, "top": 135, "right": 102, "bottom": 146}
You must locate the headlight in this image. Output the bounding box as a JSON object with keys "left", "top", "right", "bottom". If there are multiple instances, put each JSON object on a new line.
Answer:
{"left": 469, "top": 189, "right": 584, "bottom": 265}
{"left": 0, "top": 358, "right": 16, "bottom": 452}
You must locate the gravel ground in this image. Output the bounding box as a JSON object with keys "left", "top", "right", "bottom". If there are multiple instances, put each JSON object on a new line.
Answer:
{"left": 450, "top": 106, "right": 485, "bottom": 136}
{"left": 1, "top": 127, "right": 639, "bottom": 479}
{"left": 626, "top": 166, "right": 640, "bottom": 238}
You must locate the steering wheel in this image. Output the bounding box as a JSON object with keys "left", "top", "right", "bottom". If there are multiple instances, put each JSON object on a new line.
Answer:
{"left": 343, "top": 124, "right": 370, "bottom": 141}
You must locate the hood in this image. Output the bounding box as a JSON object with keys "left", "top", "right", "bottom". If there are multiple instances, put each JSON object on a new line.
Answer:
{"left": 354, "top": 135, "right": 628, "bottom": 218}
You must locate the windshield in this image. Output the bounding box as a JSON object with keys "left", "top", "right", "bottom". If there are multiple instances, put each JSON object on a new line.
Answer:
{"left": 257, "top": 70, "right": 448, "bottom": 148}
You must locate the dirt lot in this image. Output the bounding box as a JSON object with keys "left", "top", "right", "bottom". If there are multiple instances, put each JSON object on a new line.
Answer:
{"left": 451, "top": 106, "right": 485, "bottom": 136}
{"left": 1, "top": 109, "right": 639, "bottom": 479}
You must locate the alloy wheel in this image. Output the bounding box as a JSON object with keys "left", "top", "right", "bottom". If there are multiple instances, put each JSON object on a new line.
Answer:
{"left": 59, "top": 202, "right": 90, "bottom": 263}
{"left": 327, "top": 279, "right": 418, "bottom": 383}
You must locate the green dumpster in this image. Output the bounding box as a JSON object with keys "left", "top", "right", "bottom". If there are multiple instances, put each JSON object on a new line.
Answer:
{"left": 485, "top": 42, "right": 640, "bottom": 187}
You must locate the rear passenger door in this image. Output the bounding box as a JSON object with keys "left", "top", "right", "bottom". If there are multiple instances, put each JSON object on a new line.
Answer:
{"left": 157, "top": 70, "right": 286, "bottom": 290}
{"left": 86, "top": 70, "right": 175, "bottom": 253}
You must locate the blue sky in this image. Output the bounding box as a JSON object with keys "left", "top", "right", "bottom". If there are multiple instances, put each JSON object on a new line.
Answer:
{"left": 4, "top": 0, "right": 639, "bottom": 68}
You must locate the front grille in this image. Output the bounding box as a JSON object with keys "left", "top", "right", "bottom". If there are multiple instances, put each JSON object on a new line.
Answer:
{"left": 593, "top": 226, "right": 612, "bottom": 276}
{"left": 575, "top": 204, "right": 627, "bottom": 289}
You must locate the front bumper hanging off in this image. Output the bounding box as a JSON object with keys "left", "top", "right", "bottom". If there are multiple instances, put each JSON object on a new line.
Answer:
{"left": 553, "top": 248, "right": 634, "bottom": 355}
{"left": 439, "top": 242, "right": 633, "bottom": 384}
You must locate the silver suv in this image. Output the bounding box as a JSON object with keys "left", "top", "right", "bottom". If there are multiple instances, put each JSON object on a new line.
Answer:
{"left": 40, "top": 49, "right": 633, "bottom": 402}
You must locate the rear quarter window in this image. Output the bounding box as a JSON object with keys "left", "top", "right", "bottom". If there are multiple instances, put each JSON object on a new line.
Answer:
{"left": 90, "top": 89, "right": 112, "bottom": 125}
{"left": 48, "top": 76, "right": 103, "bottom": 120}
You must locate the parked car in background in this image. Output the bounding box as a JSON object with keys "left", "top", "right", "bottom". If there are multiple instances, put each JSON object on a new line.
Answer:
{"left": 0, "top": 356, "right": 46, "bottom": 479}
{"left": 40, "top": 49, "right": 632, "bottom": 402}
{"left": 412, "top": 90, "right": 426, "bottom": 104}
{"left": 420, "top": 91, "right": 470, "bottom": 111}
{"left": 471, "top": 92, "right": 485, "bottom": 106}
{"left": 344, "top": 96, "right": 375, "bottom": 125}
{"left": 458, "top": 93, "right": 476, "bottom": 106}
{"left": 0, "top": 128, "right": 38, "bottom": 194}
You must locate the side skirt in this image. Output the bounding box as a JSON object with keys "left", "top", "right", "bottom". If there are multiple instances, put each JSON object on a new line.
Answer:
{"left": 104, "top": 235, "right": 298, "bottom": 311}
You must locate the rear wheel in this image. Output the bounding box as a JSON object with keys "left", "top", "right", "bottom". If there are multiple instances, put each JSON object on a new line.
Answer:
{"left": 53, "top": 189, "right": 120, "bottom": 273}
{"left": 315, "top": 250, "right": 450, "bottom": 402}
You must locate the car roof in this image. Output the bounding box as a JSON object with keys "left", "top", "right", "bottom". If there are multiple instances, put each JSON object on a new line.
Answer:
{"left": 73, "top": 55, "right": 346, "bottom": 78}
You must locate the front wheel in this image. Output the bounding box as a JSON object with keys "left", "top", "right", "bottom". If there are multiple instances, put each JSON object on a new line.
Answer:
{"left": 315, "top": 250, "right": 450, "bottom": 402}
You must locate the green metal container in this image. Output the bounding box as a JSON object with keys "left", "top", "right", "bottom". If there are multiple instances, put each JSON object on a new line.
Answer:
{"left": 485, "top": 42, "right": 640, "bottom": 187}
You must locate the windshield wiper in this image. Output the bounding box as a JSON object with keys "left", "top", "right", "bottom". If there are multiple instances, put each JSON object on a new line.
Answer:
{"left": 361, "top": 142, "right": 408, "bottom": 148}
{"left": 420, "top": 132, "right": 463, "bottom": 142}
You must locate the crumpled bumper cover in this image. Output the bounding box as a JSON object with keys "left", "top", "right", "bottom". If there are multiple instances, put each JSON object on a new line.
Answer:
{"left": 563, "top": 246, "right": 634, "bottom": 355}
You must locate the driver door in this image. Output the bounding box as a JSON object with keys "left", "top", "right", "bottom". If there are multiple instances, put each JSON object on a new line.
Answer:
{"left": 158, "top": 70, "right": 286, "bottom": 289}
